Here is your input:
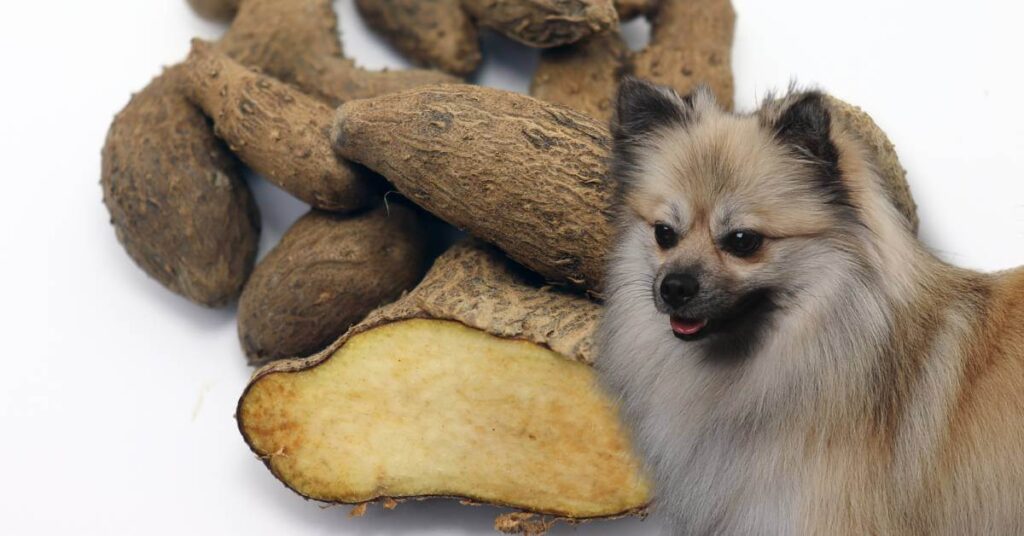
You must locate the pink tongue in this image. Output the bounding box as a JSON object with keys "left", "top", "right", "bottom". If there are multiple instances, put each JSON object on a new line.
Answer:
{"left": 671, "top": 317, "right": 708, "bottom": 336}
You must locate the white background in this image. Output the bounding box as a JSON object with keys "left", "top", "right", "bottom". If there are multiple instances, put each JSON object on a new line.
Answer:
{"left": 2, "top": 1, "right": 1022, "bottom": 534}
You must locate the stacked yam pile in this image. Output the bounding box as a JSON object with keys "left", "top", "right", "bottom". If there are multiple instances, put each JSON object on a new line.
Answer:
{"left": 101, "top": 1, "right": 917, "bottom": 533}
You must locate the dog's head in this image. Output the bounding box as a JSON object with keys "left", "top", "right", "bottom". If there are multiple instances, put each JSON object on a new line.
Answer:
{"left": 608, "top": 79, "right": 875, "bottom": 361}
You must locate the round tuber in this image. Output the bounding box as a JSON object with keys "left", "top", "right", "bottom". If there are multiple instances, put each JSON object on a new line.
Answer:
{"left": 101, "top": 65, "right": 259, "bottom": 307}
{"left": 237, "top": 203, "right": 428, "bottom": 365}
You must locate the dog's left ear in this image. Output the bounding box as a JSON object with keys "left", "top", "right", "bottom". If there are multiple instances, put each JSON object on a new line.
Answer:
{"left": 612, "top": 78, "right": 710, "bottom": 145}
{"left": 771, "top": 92, "right": 840, "bottom": 173}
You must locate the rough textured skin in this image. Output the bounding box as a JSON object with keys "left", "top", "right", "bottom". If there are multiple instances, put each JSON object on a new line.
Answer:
{"left": 531, "top": 32, "right": 629, "bottom": 122}
{"left": 332, "top": 86, "right": 920, "bottom": 295}
{"left": 101, "top": 65, "right": 260, "bottom": 307}
{"left": 183, "top": 41, "right": 378, "bottom": 212}
{"left": 237, "top": 242, "right": 650, "bottom": 528}
{"left": 186, "top": 0, "right": 240, "bottom": 22}
{"left": 355, "top": 0, "right": 481, "bottom": 76}
{"left": 250, "top": 241, "right": 603, "bottom": 376}
{"left": 825, "top": 96, "right": 919, "bottom": 233}
{"left": 632, "top": 0, "right": 735, "bottom": 110}
{"left": 532, "top": 0, "right": 734, "bottom": 121}
{"left": 461, "top": 0, "right": 619, "bottom": 48}
{"left": 238, "top": 204, "right": 428, "bottom": 365}
{"left": 614, "top": 0, "right": 656, "bottom": 19}
{"left": 103, "top": 0, "right": 455, "bottom": 305}
{"left": 331, "top": 85, "right": 616, "bottom": 294}
{"left": 217, "top": 0, "right": 460, "bottom": 106}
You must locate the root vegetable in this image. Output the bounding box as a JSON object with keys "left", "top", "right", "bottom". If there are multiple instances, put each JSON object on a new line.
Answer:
{"left": 185, "top": 0, "right": 239, "bottom": 22}
{"left": 532, "top": 0, "right": 735, "bottom": 122}
{"left": 615, "top": 0, "right": 657, "bottom": 20}
{"left": 331, "top": 84, "right": 615, "bottom": 294}
{"left": 238, "top": 203, "right": 428, "bottom": 365}
{"left": 460, "top": 0, "right": 619, "bottom": 48}
{"left": 332, "top": 85, "right": 920, "bottom": 295}
{"left": 355, "top": 0, "right": 481, "bottom": 77}
{"left": 632, "top": 0, "right": 735, "bottom": 110}
{"left": 101, "top": 65, "right": 259, "bottom": 307}
{"left": 530, "top": 32, "right": 629, "bottom": 122}
{"left": 217, "top": 0, "right": 461, "bottom": 106}
{"left": 825, "top": 96, "right": 919, "bottom": 232}
{"left": 354, "top": 0, "right": 619, "bottom": 76}
{"left": 182, "top": 41, "right": 378, "bottom": 212}
{"left": 106, "top": 0, "right": 457, "bottom": 305}
{"left": 237, "top": 242, "right": 651, "bottom": 526}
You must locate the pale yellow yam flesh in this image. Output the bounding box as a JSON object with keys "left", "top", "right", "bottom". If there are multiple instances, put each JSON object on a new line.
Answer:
{"left": 240, "top": 319, "right": 650, "bottom": 518}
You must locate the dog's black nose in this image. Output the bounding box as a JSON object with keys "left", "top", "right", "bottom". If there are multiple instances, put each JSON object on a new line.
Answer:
{"left": 660, "top": 273, "right": 699, "bottom": 307}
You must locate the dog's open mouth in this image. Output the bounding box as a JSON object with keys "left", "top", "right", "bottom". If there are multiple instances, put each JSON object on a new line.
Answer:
{"left": 670, "top": 316, "right": 709, "bottom": 340}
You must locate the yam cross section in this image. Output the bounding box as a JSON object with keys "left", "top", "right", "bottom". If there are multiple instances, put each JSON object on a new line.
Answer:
{"left": 237, "top": 242, "right": 652, "bottom": 524}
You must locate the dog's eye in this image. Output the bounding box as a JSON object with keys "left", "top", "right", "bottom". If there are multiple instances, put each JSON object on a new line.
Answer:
{"left": 722, "top": 230, "right": 763, "bottom": 257}
{"left": 654, "top": 223, "right": 678, "bottom": 249}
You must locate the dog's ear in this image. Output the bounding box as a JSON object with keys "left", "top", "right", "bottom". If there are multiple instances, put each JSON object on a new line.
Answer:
{"left": 612, "top": 78, "right": 706, "bottom": 145}
{"left": 771, "top": 92, "right": 841, "bottom": 177}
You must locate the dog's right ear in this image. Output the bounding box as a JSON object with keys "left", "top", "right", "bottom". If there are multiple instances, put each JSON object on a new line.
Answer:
{"left": 612, "top": 78, "right": 704, "bottom": 145}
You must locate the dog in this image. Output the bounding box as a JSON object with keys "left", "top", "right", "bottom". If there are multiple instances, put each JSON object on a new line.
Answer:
{"left": 597, "top": 78, "right": 1024, "bottom": 535}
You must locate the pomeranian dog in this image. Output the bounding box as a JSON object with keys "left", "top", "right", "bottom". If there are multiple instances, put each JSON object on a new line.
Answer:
{"left": 597, "top": 78, "right": 1024, "bottom": 535}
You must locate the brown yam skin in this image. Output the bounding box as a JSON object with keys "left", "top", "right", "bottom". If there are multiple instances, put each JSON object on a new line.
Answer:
{"left": 102, "top": 0, "right": 455, "bottom": 306}
{"left": 332, "top": 86, "right": 920, "bottom": 295}
{"left": 355, "top": 0, "right": 481, "bottom": 76}
{"left": 101, "top": 65, "right": 260, "bottom": 307}
{"left": 632, "top": 0, "right": 735, "bottom": 110}
{"left": 238, "top": 204, "right": 428, "bottom": 365}
{"left": 461, "top": 0, "right": 619, "bottom": 48}
{"left": 247, "top": 240, "right": 602, "bottom": 376}
{"left": 614, "top": 0, "right": 657, "bottom": 20}
{"left": 186, "top": 0, "right": 240, "bottom": 22}
{"left": 332, "top": 85, "right": 615, "bottom": 294}
{"left": 217, "top": 0, "right": 460, "bottom": 106}
{"left": 531, "top": 32, "right": 629, "bottom": 122}
{"left": 531, "top": 0, "right": 734, "bottom": 122}
{"left": 182, "top": 41, "right": 379, "bottom": 212}
{"left": 825, "top": 96, "right": 919, "bottom": 233}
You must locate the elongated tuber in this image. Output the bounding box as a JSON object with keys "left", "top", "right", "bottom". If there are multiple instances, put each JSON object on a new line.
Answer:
{"left": 332, "top": 85, "right": 918, "bottom": 294}
{"left": 238, "top": 203, "right": 428, "bottom": 365}
{"left": 332, "top": 84, "right": 615, "bottom": 293}
{"left": 182, "top": 41, "right": 379, "bottom": 212}
{"left": 237, "top": 242, "right": 651, "bottom": 527}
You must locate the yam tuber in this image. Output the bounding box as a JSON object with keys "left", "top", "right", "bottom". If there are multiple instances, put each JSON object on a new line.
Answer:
{"left": 104, "top": 0, "right": 457, "bottom": 305}
{"left": 532, "top": 0, "right": 736, "bottom": 122}
{"left": 355, "top": 0, "right": 619, "bottom": 76}
{"left": 332, "top": 85, "right": 918, "bottom": 295}
{"left": 237, "top": 203, "right": 428, "bottom": 365}
{"left": 186, "top": 0, "right": 239, "bottom": 22}
{"left": 355, "top": 0, "right": 481, "bottom": 77}
{"left": 181, "top": 41, "right": 379, "bottom": 212}
{"left": 237, "top": 242, "right": 651, "bottom": 527}
{"left": 460, "top": 0, "right": 619, "bottom": 48}
{"left": 101, "top": 65, "right": 259, "bottom": 307}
